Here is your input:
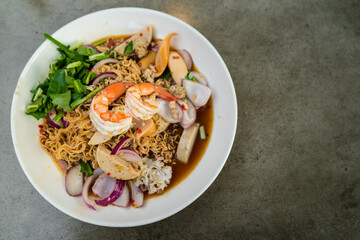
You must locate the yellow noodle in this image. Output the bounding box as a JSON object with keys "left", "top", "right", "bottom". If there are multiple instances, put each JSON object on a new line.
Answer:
{"left": 39, "top": 57, "right": 181, "bottom": 167}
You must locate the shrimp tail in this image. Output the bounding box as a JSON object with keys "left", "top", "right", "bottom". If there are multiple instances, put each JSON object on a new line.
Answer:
{"left": 155, "top": 86, "right": 178, "bottom": 101}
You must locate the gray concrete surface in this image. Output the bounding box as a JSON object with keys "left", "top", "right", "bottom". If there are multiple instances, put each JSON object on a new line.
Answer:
{"left": 1, "top": 0, "right": 359, "bottom": 239}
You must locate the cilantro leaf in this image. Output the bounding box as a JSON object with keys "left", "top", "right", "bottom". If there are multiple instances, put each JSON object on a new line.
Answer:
{"left": 78, "top": 161, "right": 93, "bottom": 176}
{"left": 51, "top": 91, "right": 71, "bottom": 110}
{"left": 48, "top": 70, "right": 67, "bottom": 95}
{"left": 122, "top": 41, "right": 134, "bottom": 56}
{"left": 160, "top": 68, "right": 171, "bottom": 80}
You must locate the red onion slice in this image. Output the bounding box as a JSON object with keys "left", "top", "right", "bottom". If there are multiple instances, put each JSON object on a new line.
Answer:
{"left": 177, "top": 49, "right": 193, "bottom": 71}
{"left": 113, "top": 182, "right": 130, "bottom": 207}
{"left": 90, "top": 72, "right": 118, "bottom": 85}
{"left": 82, "top": 168, "right": 103, "bottom": 210}
{"left": 129, "top": 180, "right": 144, "bottom": 208}
{"left": 62, "top": 112, "right": 69, "bottom": 128}
{"left": 92, "top": 172, "right": 116, "bottom": 199}
{"left": 91, "top": 58, "right": 119, "bottom": 74}
{"left": 190, "top": 71, "right": 208, "bottom": 86}
{"left": 55, "top": 159, "right": 68, "bottom": 175}
{"left": 111, "top": 137, "right": 131, "bottom": 155}
{"left": 65, "top": 165, "right": 84, "bottom": 196}
{"left": 46, "top": 108, "right": 61, "bottom": 128}
{"left": 95, "top": 180, "right": 125, "bottom": 206}
{"left": 117, "top": 148, "right": 142, "bottom": 163}
{"left": 182, "top": 79, "right": 212, "bottom": 107}
{"left": 156, "top": 98, "right": 183, "bottom": 123}
{"left": 177, "top": 98, "right": 197, "bottom": 128}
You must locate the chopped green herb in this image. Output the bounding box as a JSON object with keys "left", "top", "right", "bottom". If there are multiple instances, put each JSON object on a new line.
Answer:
{"left": 51, "top": 91, "right": 71, "bottom": 110}
{"left": 89, "top": 52, "right": 110, "bottom": 61}
{"left": 66, "top": 61, "right": 82, "bottom": 69}
{"left": 69, "top": 41, "right": 83, "bottom": 50}
{"left": 70, "top": 86, "right": 103, "bottom": 109}
{"left": 160, "top": 68, "right": 171, "bottom": 80}
{"left": 199, "top": 125, "right": 206, "bottom": 140}
{"left": 43, "top": 33, "right": 78, "bottom": 58}
{"left": 52, "top": 110, "right": 64, "bottom": 122}
{"left": 92, "top": 38, "right": 107, "bottom": 47}
{"left": 32, "top": 88, "right": 43, "bottom": 102}
{"left": 185, "top": 72, "right": 198, "bottom": 82}
{"left": 78, "top": 161, "right": 93, "bottom": 176}
{"left": 73, "top": 79, "right": 87, "bottom": 94}
{"left": 122, "top": 41, "right": 134, "bottom": 56}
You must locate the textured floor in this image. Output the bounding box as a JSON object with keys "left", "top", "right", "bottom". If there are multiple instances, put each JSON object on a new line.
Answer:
{"left": 1, "top": 0, "right": 360, "bottom": 239}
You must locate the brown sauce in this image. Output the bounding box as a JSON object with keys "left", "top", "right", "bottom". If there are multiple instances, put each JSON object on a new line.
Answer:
{"left": 146, "top": 97, "right": 213, "bottom": 199}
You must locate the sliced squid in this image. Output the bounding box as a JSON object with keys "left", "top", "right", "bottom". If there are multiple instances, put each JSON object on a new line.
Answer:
{"left": 154, "top": 33, "right": 177, "bottom": 77}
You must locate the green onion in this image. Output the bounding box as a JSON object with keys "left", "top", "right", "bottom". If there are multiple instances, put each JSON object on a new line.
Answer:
{"left": 52, "top": 110, "right": 64, "bottom": 122}
{"left": 70, "top": 86, "right": 103, "bottom": 109}
{"left": 199, "top": 126, "right": 206, "bottom": 140}
{"left": 84, "top": 72, "right": 92, "bottom": 84}
{"left": 26, "top": 105, "right": 39, "bottom": 113}
{"left": 66, "top": 61, "right": 82, "bottom": 69}
{"left": 32, "top": 88, "right": 43, "bottom": 102}
{"left": 43, "top": 33, "right": 78, "bottom": 58}
{"left": 73, "top": 79, "right": 86, "bottom": 93}
{"left": 69, "top": 41, "right": 83, "bottom": 50}
{"left": 92, "top": 38, "right": 107, "bottom": 47}
{"left": 89, "top": 52, "right": 110, "bottom": 61}
{"left": 185, "top": 72, "right": 198, "bottom": 82}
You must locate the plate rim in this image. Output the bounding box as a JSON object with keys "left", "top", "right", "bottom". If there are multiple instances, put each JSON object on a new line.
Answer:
{"left": 10, "top": 7, "right": 238, "bottom": 227}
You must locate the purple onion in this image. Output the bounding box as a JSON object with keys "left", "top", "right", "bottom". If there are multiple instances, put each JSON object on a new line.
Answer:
{"left": 65, "top": 165, "right": 84, "bottom": 196}
{"left": 90, "top": 72, "right": 118, "bottom": 85}
{"left": 150, "top": 46, "right": 159, "bottom": 51}
{"left": 177, "top": 49, "right": 193, "bottom": 71}
{"left": 82, "top": 168, "right": 103, "bottom": 210}
{"left": 46, "top": 108, "right": 61, "bottom": 128}
{"left": 95, "top": 179, "right": 125, "bottom": 206}
{"left": 111, "top": 137, "right": 131, "bottom": 155}
{"left": 113, "top": 182, "right": 130, "bottom": 207}
{"left": 92, "top": 173, "right": 116, "bottom": 199}
{"left": 129, "top": 180, "right": 143, "bottom": 208}
{"left": 91, "top": 58, "right": 119, "bottom": 73}
{"left": 177, "top": 98, "right": 197, "bottom": 129}
{"left": 116, "top": 148, "right": 142, "bottom": 162}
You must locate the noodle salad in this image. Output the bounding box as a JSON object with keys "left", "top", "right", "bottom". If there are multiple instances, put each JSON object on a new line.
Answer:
{"left": 26, "top": 25, "right": 212, "bottom": 209}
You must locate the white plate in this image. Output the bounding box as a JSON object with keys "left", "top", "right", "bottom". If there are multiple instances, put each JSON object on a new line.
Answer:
{"left": 11, "top": 8, "right": 237, "bottom": 227}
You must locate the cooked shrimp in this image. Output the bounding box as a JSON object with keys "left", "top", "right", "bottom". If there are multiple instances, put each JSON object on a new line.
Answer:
{"left": 90, "top": 82, "right": 133, "bottom": 136}
{"left": 125, "top": 83, "right": 178, "bottom": 120}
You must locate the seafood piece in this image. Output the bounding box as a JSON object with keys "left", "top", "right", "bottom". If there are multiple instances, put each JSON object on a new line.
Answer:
{"left": 138, "top": 50, "right": 156, "bottom": 70}
{"left": 136, "top": 119, "right": 157, "bottom": 139}
{"left": 154, "top": 32, "right": 177, "bottom": 77}
{"left": 134, "top": 157, "right": 172, "bottom": 194}
{"left": 125, "top": 83, "right": 178, "bottom": 120}
{"left": 90, "top": 82, "right": 133, "bottom": 136}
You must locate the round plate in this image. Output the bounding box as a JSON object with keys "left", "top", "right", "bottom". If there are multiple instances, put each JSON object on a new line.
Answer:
{"left": 11, "top": 7, "right": 237, "bottom": 227}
